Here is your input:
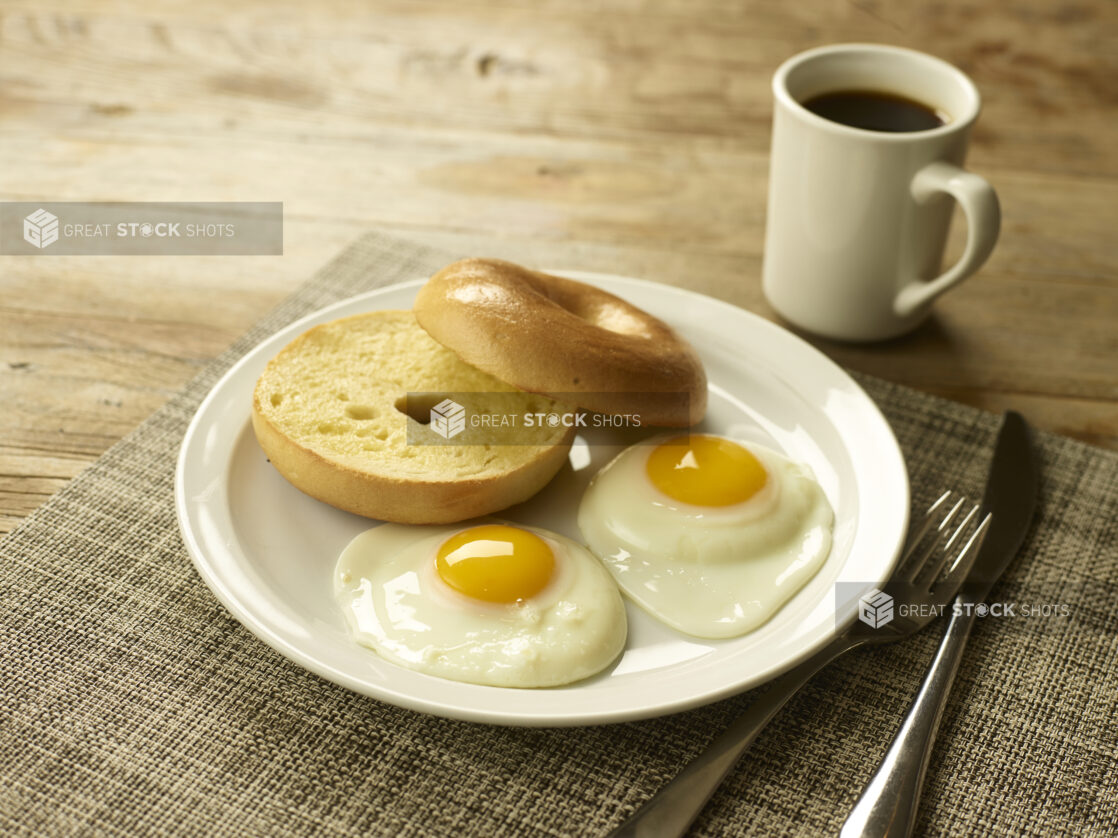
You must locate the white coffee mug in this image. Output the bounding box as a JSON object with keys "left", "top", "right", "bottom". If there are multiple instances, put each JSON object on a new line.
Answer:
{"left": 762, "top": 44, "right": 1000, "bottom": 341}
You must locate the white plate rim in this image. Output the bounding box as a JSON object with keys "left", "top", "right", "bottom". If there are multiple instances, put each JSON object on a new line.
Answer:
{"left": 175, "top": 271, "right": 909, "bottom": 726}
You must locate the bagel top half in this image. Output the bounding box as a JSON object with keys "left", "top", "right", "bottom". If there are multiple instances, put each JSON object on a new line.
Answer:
{"left": 414, "top": 258, "right": 707, "bottom": 427}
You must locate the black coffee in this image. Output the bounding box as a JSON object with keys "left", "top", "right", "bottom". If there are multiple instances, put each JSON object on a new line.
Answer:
{"left": 802, "top": 90, "right": 946, "bottom": 133}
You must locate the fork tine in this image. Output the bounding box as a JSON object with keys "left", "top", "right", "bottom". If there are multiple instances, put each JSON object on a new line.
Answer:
{"left": 926, "top": 489, "right": 954, "bottom": 517}
{"left": 935, "top": 512, "right": 992, "bottom": 590}
{"left": 918, "top": 503, "right": 981, "bottom": 583}
{"left": 944, "top": 504, "right": 981, "bottom": 554}
{"left": 897, "top": 491, "right": 952, "bottom": 567}
{"left": 902, "top": 493, "right": 968, "bottom": 582}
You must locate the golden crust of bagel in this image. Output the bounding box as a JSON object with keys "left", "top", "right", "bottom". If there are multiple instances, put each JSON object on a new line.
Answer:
{"left": 414, "top": 258, "right": 707, "bottom": 427}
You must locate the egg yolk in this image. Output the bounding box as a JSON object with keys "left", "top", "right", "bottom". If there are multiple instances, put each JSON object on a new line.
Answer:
{"left": 436, "top": 524, "right": 555, "bottom": 604}
{"left": 646, "top": 435, "right": 767, "bottom": 507}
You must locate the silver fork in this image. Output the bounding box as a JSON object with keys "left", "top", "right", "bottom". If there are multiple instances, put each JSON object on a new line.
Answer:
{"left": 608, "top": 491, "right": 992, "bottom": 838}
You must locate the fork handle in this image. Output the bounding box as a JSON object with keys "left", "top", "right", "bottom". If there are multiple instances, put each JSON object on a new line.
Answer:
{"left": 840, "top": 605, "right": 978, "bottom": 838}
{"left": 608, "top": 635, "right": 853, "bottom": 838}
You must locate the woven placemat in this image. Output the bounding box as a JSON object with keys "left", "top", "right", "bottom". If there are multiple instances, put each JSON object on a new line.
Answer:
{"left": 2, "top": 231, "right": 1115, "bottom": 837}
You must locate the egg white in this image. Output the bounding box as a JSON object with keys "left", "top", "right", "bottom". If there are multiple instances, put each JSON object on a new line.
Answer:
{"left": 577, "top": 437, "right": 834, "bottom": 638}
{"left": 334, "top": 521, "right": 627, "bottom": 688}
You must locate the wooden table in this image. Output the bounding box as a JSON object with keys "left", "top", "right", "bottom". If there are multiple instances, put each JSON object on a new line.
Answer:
{"left": 1, "top": 0, "right": 1115, "bottom": 534}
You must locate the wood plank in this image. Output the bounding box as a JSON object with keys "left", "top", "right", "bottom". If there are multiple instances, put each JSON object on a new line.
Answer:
{"left": 1, "top": 132, "right": 1113, "bottom": 279}
{"left": 0, "top": 1, "right": 1113, "bottom": 172}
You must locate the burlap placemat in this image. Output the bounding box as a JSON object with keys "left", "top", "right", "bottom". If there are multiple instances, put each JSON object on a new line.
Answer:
{"left": 2, "top": 231, "right": 1115, "bottom": 837}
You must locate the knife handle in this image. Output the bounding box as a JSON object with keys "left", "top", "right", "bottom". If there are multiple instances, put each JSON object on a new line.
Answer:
{"left": 840, "top": 604, "right": 978, "bottom": 838}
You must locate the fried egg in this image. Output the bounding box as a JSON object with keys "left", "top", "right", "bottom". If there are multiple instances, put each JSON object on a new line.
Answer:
{"left": 577, "top": 434, "right": 834, "bottom": 638}
{"left": 334, "top": 522, "right": 627, "bottom": 687}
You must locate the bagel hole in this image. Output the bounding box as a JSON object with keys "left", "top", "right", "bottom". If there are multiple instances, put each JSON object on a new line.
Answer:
{"left": 394, "top": 394, "right": 442, "bottom": 425}
{"left": 595, "top": 304, "right": 651, "bottom": 337}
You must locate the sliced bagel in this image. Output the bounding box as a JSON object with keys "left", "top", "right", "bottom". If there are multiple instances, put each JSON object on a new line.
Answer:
{"left": 414, "top": 258, "right": 707, "bottom": 427}
{"left": 252, "top": 310, "right": 574, "bottom": 524}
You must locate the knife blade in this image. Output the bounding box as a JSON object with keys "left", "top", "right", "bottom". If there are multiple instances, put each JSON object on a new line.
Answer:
{"left": 841, "top": 410, "right": 1040, "bottom": 838}
{"left": 958, "top": 410, "right": 1039, "bottom": 602}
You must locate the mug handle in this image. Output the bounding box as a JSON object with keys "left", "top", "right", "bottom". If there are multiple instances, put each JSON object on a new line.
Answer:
{"left": 893, "top": 161, "right": 1001, "bottom": 318}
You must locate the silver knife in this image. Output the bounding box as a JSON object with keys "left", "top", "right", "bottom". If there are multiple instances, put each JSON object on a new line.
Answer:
{"left": 841, "top": 411, "right": 1039, "bottom": 838}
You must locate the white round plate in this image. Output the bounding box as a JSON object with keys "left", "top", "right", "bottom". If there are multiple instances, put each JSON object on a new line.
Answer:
{"left": 175, "top": 271, "right": 908, "bottom": 727}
